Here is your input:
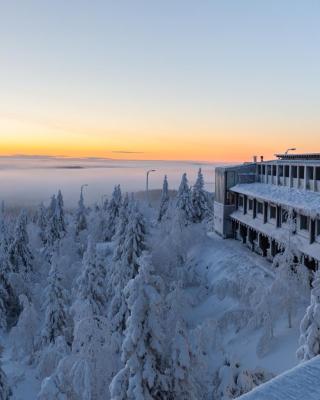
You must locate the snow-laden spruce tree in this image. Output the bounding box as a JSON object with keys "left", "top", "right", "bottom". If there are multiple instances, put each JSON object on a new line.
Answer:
{"left": 10, "top": 294, "right": 39, "bottom": 362}
{"left": 176, "top": 173, "right": 194, "bottom": 227}
{"left": 56, "top": 190, "right": 66, "bottom": 234}
{"left": 75, "top": 187, "right": 88, "bottom": 235}
{"left": 0, "top": 268, "right": 19, "bottom": 332}
{"left": 110, "top": 253, "right": 169, "bottom": 400}
{"left": 192, "top": 168, "right": 208, "bottom": 223}
{"left": 113, "top": 193, "right": 130, "bottom": 263}
{"left": 0, "top": 204, "right": 9, "bottom": 255}
{"left": 42, "top": 256, "right": 69, "bottom": 345}
{"left": 0, "top": 361, "right": 11, "bottom": 400}
{"left": 35, "top": 203, "right": 48, "bottom": 244}
{"left": 73, "top": 237, "right": 108, "bottom": 320}
{"left": 297, "top": 269, "right": 320, "bottom": 362}
{"left": 109, "top": 201, "right": 147, "bottom": 351}
{"left": 158, "top": 175, "right": 170, "bottom": 222}
{"left": 170, "top": 319, "right": 197, "bottom": 399}
{"left": 46, "top": 191, "right": 66, "bottom": 247}
{"left": 8, "top": 210, "right": 33, "bottom": 274}
{"left": 104, "top": 185, "right": 122, "bottom": 241}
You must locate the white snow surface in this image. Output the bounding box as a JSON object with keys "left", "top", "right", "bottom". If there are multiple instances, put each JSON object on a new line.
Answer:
{"left": 237, "top": 356, "right": 320, "bottom": 400}
{"left": 232, "top": 183, "right": 320, "bottom": 216}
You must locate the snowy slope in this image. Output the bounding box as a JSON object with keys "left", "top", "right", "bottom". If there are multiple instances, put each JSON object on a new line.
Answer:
{"left": 237, "top": 356, "right": 320, "bottom": 400}
{"left": 186, "top": 232, "right": 304, "bottom": 375}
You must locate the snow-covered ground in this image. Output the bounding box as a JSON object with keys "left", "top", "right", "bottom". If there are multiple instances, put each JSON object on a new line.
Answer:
{"left": 186, "top": 232, "right": 303, "bottom": 376}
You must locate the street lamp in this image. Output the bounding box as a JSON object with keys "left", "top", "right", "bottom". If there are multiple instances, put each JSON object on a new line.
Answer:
{"left": 285, "top": 148, "right": 296, "bottom": 155}
{"left": 146, "top": 169, "right": 156, "bottom": 206}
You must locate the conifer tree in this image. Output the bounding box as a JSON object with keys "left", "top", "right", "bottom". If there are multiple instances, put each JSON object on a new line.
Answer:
{"left": 110, "top": 254, "right": 169, "bottom": 400}
{"left": 176, "top": 173, "right": 194, "bottom": 226}
{"left": 170, "top": 319, "right": 197, "bottom": 399}
{"left": 46, "top": 192, "right": 66, "bottom": 246}
{"left": 104, "top": 185, "right": 122, "bottom": 241}
{"left": 109, "top": 202, "right": 147, "bottom": 351}
{"left": 56, "top": 190, "right": 66, "bottom": 234}
{"left": 192, "top": 168, "right": 208, "bottom": 223}
{"left": 158, "top": 175, "right": 170, "bottom": 222}
{"left": 0, "top": 362, "right": 11, "bottom": 400}
{"left": 0, "top": 269, "right": 19, "bottom": 331}
{"left": 35, "top": 203, "right": 47, "bottom": 244}
{"left": 76, "top": 187, "right": 87, "bottom": 235}
{"left": 113, "top": 193, "right": 130, "bottom": 263}
{"left": 42, "top": 256, "right": 68, "bottom": 345}
{"left": 297, "top": 270, "right": 320, "bottom": 362}
{"left": 8, "top": 211, "right": 33, "bottom": 274}
{"left": 76, "top": 237, "right": 107, "bottom": 317}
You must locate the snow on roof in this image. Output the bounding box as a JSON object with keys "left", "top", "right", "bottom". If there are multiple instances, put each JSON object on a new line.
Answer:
{"left": 231, "top": 183, "right": 320, "bottom": 218}
{"left": 237, "top": 356, "right": 320, "bottom": 400}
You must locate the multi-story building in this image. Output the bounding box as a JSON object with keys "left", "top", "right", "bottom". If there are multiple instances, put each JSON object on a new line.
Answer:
{"left": 214, "top": 153, "right": 320, "bottom": 269}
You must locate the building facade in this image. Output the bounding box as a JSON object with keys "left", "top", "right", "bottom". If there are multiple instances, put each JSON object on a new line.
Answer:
{"left": 214, "top": 154, "right": 320, "bottom": 269}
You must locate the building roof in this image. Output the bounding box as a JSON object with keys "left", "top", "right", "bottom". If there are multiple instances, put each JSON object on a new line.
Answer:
{"left": 237, "top": 356, "right": 320, "bottom": 400}
{"left": 231, "top": 183, "right": 320, "bottom": 218}
{"left": 275, "top": 153, "right": 320, "bottom": 160}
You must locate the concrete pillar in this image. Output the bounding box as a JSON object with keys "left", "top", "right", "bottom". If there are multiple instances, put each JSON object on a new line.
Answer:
{"left": 276, "top": 165, "right": 279, "bottom": 186}
{"left": 304, "top": 165, "right": 307, "bottom": 190}
{"left": 289, "top": 164, "right": 293, "bottom": 188}
{"left": 263, "top": 202, "right": 268, "bottom": 223}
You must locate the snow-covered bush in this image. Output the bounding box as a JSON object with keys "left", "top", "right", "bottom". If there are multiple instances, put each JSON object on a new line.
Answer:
{"left": 297, "top": 269, "right": 320, "bottom": 362}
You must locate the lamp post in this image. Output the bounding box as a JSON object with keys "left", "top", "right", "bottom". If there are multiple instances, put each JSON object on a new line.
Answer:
{"left": 285, "top": 148, "right": 296, "bottom": 155}
{"left": 146, "top": 169, "right": 156, "bottom": 206}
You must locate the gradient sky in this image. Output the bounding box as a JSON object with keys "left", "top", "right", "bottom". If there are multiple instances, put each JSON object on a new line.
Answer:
{"left": 1, "top": 1, "right": 320, "bottom": 162}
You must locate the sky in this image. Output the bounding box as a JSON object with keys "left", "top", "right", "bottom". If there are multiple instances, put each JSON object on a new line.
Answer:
{"left": 0, "top": 1, "right": 320, "bottom": 162}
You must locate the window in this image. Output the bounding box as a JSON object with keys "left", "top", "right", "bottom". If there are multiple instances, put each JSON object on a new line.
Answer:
{"left": 300, "top": 215, "right": 309, "bottom": 231}
{"left": 248, "top": 199, "right": 253, "bottom": 210}
{"left": 270, "top": 205, "right": 276, "bottom": 220}
{"left": 257, "top": 202, "right": 263, "bottom": 215}
{"left": 292, "top": 166, "right": 297, "bottom": 179}
{"left": 285, "top": 165, "right": 290, "bottom": 178}
{"left": 238, "top": 196, "right": 244, "bottom": 208}
{"left": 299, "top": 166, "right": 305, "bottom": 179}
{"left": 272, "top": 165, "right": 277, "bottom": 176}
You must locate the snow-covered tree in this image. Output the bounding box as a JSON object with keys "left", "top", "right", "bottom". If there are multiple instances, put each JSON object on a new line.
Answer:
{"left": 119, "top": 202, "right": 146, "bottom": 273}
{"left": 170, "top": 319, "right": 197, "bottom": 399}
{"left": 192, "top": 168, "right": 208, "bottom": 223}
{"left": 113, "top": 193, "right": 130, "bottom": 263}
{"left": 158, "top": 175, "right": 170, "bottom": 222}
{"left": 38, "top": 317, "right": 113, "bottom": 400}
{"left": 216, "top": 358, "right": 273, "bottom": 400}
{"left": 76, "top": 187, "right": 88, "bottom": 235}
{"left": 110, "top": 253, "right": 169, "bottom": 400}
{"left": 271, "top": 245, "right": 307, "bottom": 329}
{"left": 56, "top": 190, "right": 66, "bottom": 234}
{"left": 8, "top": 210, "right": 33, "bottom": 274}
{"left": 73, "top": 237, "right": 108, "bottom": 320}
{"left": 0, "top": 361, "right": 11, "bottom": 400}
{"left": 35, "top": 203, "right": 48, "bottom": 244}
{"left": 297, "top": 270, "right": 320, "bottom": 362}
{"left": 104, "top": 185, "right": 122, "bottom": 241}
{"left": 176, "top": 173, "right": 194, "bottom": 226}
{"left": 0, "top": 269, "right": 19, "bottom": 331}
{"left": 10, "top": 294, "right": 39, "bottom": 361}
{"left": 46, "top": 192, "right": 66, "bottom": 247}
{"left": 42, "top": 257, "right": 69, "bottom": 345}
{"left": 108, "top": 202, "right": 148, "bottom": 351}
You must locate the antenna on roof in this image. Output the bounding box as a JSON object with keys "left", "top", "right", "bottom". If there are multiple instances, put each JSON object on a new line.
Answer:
{"left": 284, "top": 147, "right": 296, "bottom": 155}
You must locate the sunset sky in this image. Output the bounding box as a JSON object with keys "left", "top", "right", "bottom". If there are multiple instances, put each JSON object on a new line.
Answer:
{"left": 1, "top": 1, "right": 320, "bottom": 162}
